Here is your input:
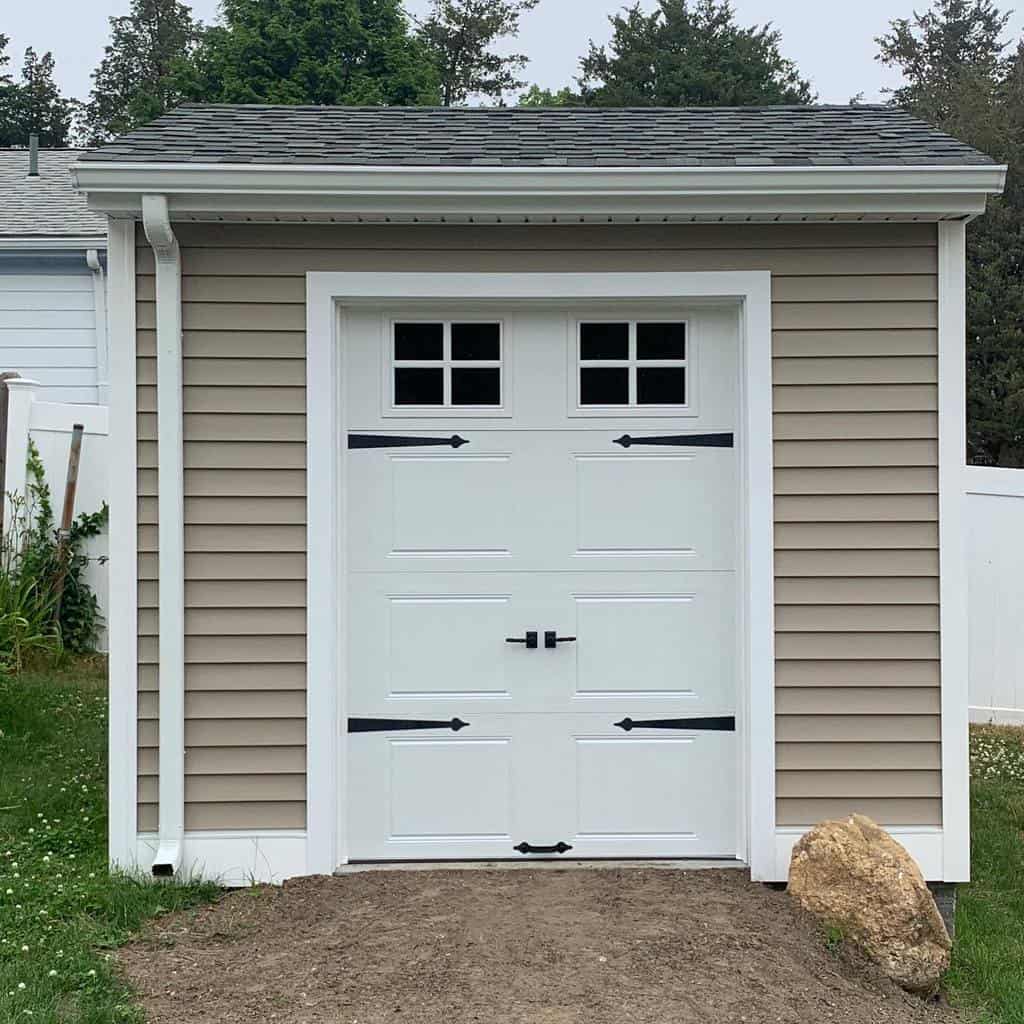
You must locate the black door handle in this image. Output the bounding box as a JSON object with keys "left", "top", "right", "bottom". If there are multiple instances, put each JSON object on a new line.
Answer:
{"left": 514, "top": 841, "right": 573, "bottom": 855}
{"left": 544, "top": 631, "right": 576, "bottom": 649}
{"left": 506, "top": 631, "right": 538, "bottom": 649}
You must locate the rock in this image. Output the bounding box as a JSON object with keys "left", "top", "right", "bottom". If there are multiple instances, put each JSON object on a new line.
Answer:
{"left": 787, "top": 814, "right": 951, "bottom": 994}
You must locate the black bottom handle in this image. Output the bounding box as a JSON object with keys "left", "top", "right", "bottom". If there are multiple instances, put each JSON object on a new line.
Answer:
{"left": 513, "top": 841, "right": 573, "bottom": 855}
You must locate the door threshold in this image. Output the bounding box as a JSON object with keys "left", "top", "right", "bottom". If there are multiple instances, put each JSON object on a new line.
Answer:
{"left": 335, "top": 858, "right": 747, "bottom": 875}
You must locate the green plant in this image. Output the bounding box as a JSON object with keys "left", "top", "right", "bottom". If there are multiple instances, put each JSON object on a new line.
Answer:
{"left": 0, "top": 441, "right": 109, "bottom": 671}
{"left": 824, "top": 923, "right": 844, "bottom": 957}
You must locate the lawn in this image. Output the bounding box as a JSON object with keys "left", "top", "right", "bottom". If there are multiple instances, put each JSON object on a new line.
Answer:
{"left": 947, "top": 725, "right": 1024, "bottom": 1023}
{"left": 0, "top": 663, "right": 219, "bottom": 1024}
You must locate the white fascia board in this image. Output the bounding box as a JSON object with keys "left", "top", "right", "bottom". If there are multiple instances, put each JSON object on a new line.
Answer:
{"left": 72, "top": 162, "right": 1007, "bottom": 220}
{"left": 0, "top": 236, "right": 107, "bottom": 250}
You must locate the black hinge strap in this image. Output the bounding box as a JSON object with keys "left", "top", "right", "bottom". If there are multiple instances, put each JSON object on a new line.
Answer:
{"left": 349, "top": 434, "right": 469, "bottom": 449}
{"left": 614, "top": 716, "right": 736, "bottom": 732}
{"left": 348, "top": 717, "right": 469, "bottom": 733}
{"left": 613, "top": 432, "right": 734, "bottom": 448}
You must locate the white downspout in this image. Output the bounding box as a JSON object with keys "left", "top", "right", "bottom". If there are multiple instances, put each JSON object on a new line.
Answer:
{"left": 86, "top": 249, "right": 109, "bottom": 405}
{"left": 141, "top": 195, "right": 185, "bottom": 878}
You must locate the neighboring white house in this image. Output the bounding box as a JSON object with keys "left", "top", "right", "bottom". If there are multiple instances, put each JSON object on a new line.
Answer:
{"left": 0, "top": 145, "right": 109, "bottom": 404}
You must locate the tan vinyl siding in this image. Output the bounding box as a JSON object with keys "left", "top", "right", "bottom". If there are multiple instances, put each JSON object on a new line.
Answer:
{"left": 135, "top": 221, "right": 940, "bottom": 834}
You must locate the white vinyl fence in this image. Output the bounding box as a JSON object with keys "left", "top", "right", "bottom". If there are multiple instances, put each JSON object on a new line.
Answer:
{"left": 966, "top": 465, "right": 1024, "bottom": 724}
{"left": 3, "top": 377, "right": 109, "bottom": 650}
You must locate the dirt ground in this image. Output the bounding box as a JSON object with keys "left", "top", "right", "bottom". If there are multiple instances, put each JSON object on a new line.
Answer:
{"left": 118, "top": 867, "right": 960, "bottom": 1024}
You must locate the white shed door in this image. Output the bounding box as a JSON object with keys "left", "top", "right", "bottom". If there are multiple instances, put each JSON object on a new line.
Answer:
{"left": 344, "top": 306, "right": 739, "bottom": 860}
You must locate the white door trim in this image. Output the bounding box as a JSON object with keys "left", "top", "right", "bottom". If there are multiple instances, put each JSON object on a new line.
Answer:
{"left": 305, "top": 271, "right": 775, "bottom": 878}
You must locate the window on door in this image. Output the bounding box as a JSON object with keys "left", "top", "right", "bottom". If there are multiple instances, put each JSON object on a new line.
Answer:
{"left": 576, "top": 320, "right": 689, "bottom": 411}
{"left": 389, "top": 320, "right": 504, "bottom": 411}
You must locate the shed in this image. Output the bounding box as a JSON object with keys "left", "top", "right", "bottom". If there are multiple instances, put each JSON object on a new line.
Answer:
{"left": 1, "top": 146, "right": 109, "bottom": 403}
{"left": 73, "top": 105, "right": 1005, "bottom": 884}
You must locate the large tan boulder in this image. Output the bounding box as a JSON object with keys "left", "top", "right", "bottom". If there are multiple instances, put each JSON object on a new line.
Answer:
{"left": 788, "top": 814, "right": 951, "bottom": 995}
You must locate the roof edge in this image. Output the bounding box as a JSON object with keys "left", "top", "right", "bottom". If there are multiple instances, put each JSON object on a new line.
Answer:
{"left": 72, "top": 161, "right": 1007, "bottom": 221}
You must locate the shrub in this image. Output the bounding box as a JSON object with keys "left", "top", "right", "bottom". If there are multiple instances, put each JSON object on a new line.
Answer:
{"left": 0, "top": 441, "right": 109, "bottom": 671}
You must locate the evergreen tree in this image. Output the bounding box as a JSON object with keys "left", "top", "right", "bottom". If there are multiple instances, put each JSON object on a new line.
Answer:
{"left": 416, "top": 0, "right": 539, "bottom": 106}
{"left": 518, "top": 84, "right": 581, "bottom": 106}
{"left": 179, "top": 0, "right": 439, "bottom": 106}
{"left": 578, "top": 0, "right": 813, "bottom": 106}
{"left": 83, "top": 0, "right": 199, "bottom": 144}
{"left": 1, "top": 47, "right": 75, "bottom": 147}
{"left": 878, "top": 0, "right": 1023, "bottom": 464}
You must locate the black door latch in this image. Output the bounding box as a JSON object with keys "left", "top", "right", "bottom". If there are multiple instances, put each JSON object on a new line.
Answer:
{"left": 544, "top": 631, "right": 576, "bottom": 649}
{"left": 506, "top": 631, "right": 538, "bottom": 649}
{"left": 513, "top": 841, "right": 573, "bottom": 855}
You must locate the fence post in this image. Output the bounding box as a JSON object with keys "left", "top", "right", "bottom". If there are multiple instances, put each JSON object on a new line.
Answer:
{"left": 3, "top": 378, "right": 41, "bottom": 530}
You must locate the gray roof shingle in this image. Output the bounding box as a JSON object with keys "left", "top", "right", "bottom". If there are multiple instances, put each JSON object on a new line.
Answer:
{"left": 78, "top": 104, "right": 995, "bottom": 168}
{"left": 0, "top": 150, "right": 106, "bottom": 239}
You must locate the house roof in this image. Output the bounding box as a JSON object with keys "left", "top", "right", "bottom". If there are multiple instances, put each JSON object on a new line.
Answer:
{"left": 78, "top": 104, "right": 995, "bottom": 168}
{"left": 0, "top": 150, "right": 107, "bottom": 240}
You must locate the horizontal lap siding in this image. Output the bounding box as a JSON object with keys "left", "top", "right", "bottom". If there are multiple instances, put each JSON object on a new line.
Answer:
{"left": 135, "top": 222, "right": 939, "bottom": 835}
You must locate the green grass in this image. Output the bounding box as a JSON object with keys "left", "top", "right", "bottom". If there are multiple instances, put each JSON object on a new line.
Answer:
{"left": 0, "top": 663, "right": 220, "bottom": 1023}
{"left": 946, "top": 725, "right": 1024, "bottom": 1023}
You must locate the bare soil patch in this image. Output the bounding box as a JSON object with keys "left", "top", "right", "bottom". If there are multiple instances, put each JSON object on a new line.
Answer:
{"left": 118, "top": 868, "right": 959, "bottom": 1024}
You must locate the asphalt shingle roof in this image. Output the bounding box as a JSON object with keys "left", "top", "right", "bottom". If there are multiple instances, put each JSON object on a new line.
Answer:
{"left": 0, "top": 150, "right": 107, "bottom": 239}
{"left": 78, "top": 104, "right": 995, "bottom": 168}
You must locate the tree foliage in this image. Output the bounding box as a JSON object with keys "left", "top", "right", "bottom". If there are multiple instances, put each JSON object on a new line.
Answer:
{"left": 517, "top": 84, "right": 581, "bottom": 106}
{"left": 577, "top": 0, "right": 813, "bottom": 107}
{"left": 0, "top": 43, "right": 75, "bottom": 147}
{"left": 878, "top": 0, "right": 1024, "bottom": 465}
{"left": 416, "top": 0, "right": 539, "bottom": 106}
{"left": 177, "top": 0, "right": 440, "bottom": 106}
{"left": 83, "top": 0, "right": 199, "bottom": 145}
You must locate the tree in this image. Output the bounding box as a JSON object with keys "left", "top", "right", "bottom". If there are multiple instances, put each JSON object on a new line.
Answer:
{"left": 178, "top": 0, "right": 439, "bottom": 106}
{"left": 0, "top": 47, "right": 75, "bottom": 147}
{"left": 83, "top": 0, "right": 199, "bottom": 144}
{"left": 578, "top": 0, "right": 813, "bottom": 107}
{"left": 415, "top": 0, "right": 539, "bottom": 106}
{"left": 878, "top": 0, "right": 1024, "bottom": 465}
{"left": 517, "top": 84, "right": 580, "bottom": 106}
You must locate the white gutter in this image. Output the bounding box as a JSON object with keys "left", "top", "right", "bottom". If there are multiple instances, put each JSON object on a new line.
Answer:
{"left": 85, "top": 249, "right": 109, "bottom": 404}
{"left": 141, "top": 194, "right": 185, "bottom": 878}
{"left": 72, "top": 161, "right": 1007, "bottom": 221}
{"left": 0, "top": 236, "right": 107, "bottom": 250}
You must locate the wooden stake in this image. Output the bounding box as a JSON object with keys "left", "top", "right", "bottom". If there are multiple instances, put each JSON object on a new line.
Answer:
{"left": 53, "top": 423, "right": 85, "bottom": 620}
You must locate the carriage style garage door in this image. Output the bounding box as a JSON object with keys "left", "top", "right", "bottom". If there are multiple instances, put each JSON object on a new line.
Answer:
{"left": 344, "top": 304, "right": 740, "bottom": 860}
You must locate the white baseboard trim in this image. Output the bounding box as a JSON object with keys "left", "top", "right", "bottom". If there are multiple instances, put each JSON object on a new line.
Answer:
{"left": 135, "top": 832, "right": 308, "bottom": 887}
{"left": 773, "top": 826, "right": 948, "bottom": 882}
{"left": 970, "top": 704, "right": 1024, "bottom": 726}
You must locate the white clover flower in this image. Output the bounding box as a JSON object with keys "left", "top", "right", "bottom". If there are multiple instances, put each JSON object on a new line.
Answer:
{"left": 17, "top": 982, "right": 25, "bottom": 990}
{"left": 20, "top": 945, "right": 28, "bottom": 952}
{"left": 47, "top": 970, "right": 56, "bottom": 978}
{"left": 87, "top": 970, "right": 96, "bottom": 978}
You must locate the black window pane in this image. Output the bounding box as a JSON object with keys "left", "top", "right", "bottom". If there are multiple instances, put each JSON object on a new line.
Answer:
{"left": 395, "top": 322, "right": 443, "bottom": 361}
{"left": 452, "top": 323, "right": 500, "bottom": 361}
{"left": 581, "top": 323, "right": 629, "bottom": 360}
{"left": 452, "top": 368, "right": 501, "bottom": 406}
{"left": 637, "top": 367, "right": 686, "bottom": 405}
{"left": 395, "top": 367, "right": 443, "bottom": 405}
{"left": 581, "top": 367, "right": 629, "bottom": 405}
{"left": 637, "top": 322, "right": 686, "bottom": 360}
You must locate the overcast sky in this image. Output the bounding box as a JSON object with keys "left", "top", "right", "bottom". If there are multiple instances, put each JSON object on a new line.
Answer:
{"left": 5, "top": 0, "right": 1024, "bottom": 106}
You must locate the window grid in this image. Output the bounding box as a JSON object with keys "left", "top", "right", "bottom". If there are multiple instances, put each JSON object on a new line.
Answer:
{"left": 578, "top": 321, "right": 687, "bottom": 408}
{"left": 392, "top": 321, "right": 502, "bottom": 408}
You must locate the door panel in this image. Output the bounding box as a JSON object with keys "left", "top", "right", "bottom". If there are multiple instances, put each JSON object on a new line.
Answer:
{"left": 345, "top": 304, "right": 740, "bottom": 861}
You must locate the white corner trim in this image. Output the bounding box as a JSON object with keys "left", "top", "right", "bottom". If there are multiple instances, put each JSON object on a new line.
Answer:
{"left": 135, "top": 831, "right": 308, "bottom": 887}
{"left": 86, "top": 249, "right": 109, "bottom": 404}
{"left": 774, "top": 827, "right": 945, "bottom": 882}
{"left": 73, "top": 162, "right": 1006, "bottom": 221}
{"left": 937, "top": 220, "right": 971, "bottom": 882}
{"left": 107, "top": 218, "right": 138, "bottom": 871}
{"left": 142, "top": 194, "right": 185, "bottom": 877}
{"left": 304, "top": 270, "right": 775, "bottom": 878}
